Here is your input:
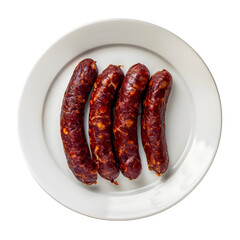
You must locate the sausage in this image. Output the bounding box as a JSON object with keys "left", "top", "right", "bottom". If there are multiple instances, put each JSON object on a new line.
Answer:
{"left": 141, "top": 70, "right": 172, "bottom": 175}
{"left": 89, "top": 65, "right": 124, "bottom": 184}
{"left": 60, "top": 58, "right": 98, "bottom": 185}
{"left": 113, "top": 63, "right": 150, "bottom": 179}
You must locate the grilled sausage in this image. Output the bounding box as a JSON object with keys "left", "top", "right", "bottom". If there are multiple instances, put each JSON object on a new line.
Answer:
{"left": 89, "top": 65, "right": 124, "bottom": 184}
{"left": 60, "top": 58, "right": 98, "bottom": 185}
{"left": 113, "top": 63, "right": 150, "bottom": 179}
{"left": 141, "top": 70, "right": 172, "bottom": 175}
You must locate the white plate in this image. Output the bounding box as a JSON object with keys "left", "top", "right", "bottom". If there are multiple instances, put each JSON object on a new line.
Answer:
{"left": 18, "top": 19, "right": 222, "bottom": 220}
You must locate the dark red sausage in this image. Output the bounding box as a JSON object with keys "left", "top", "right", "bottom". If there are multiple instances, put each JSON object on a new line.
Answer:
{"left": 60, "top": 58, "right": 98, "bottom": 185}
{"left": 141, "top": 70, "right": 172, "bottom": 176}
{"left": 89, "top": 65, "right": 124, "bottom": 184}
{"left": 113, "top": 63, "right": 150, "bottom": 179}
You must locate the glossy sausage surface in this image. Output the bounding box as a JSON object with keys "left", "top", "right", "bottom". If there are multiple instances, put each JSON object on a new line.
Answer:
{"left": 60, "top": 58, "right": 98, "bottom": 185}
{"left": 89, "top": 65, "right": 124, "bottom": 184}
{"left": 141, "top": 70, "right": 172, "bottom": 175}
{"left": 113, "top": 63, "right": 150, "bottom": 179}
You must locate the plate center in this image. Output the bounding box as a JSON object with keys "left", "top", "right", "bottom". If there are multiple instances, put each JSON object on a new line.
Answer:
{"left": 42, "top": 44, "right": 195, "bottom": 195}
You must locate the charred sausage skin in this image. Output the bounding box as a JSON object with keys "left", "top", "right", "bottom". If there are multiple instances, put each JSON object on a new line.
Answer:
{"left": 141, "top": 70, "right": 172, "bottom": 175}
{"left": 60, "top": 58, "right": 98, "bottom": 185}
{"left": 113, "top": 63, "right": 150, "bottom": 179}
{"left": 89, "top": 65, "right": 124, "bottom": 184}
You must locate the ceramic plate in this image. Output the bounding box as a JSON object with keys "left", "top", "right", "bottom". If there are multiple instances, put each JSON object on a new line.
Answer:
{"left": 18, "top": 19, "right": 222, "bottom": 220}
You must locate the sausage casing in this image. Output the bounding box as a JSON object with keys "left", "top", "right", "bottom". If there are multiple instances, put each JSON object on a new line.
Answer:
{"left": 141, "top": 70, "right": 172, "bottom": 175}
{"left": 60, "top": 58, "right": 98, "bottom": 185}
{"left": 89, "top": 65, "right": 124, "bottom": 184}
{"left": 113, "top": 63, "right": 150, "bottom": 179}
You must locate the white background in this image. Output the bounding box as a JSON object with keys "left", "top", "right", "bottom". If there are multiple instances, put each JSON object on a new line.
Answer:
{"left": 0, "top": 0, "right": 239, "bottom": 239}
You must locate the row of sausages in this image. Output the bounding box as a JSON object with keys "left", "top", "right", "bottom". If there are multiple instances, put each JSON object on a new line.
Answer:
{"left": 60, "top": 58, "right": 172, "bottom": 185}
